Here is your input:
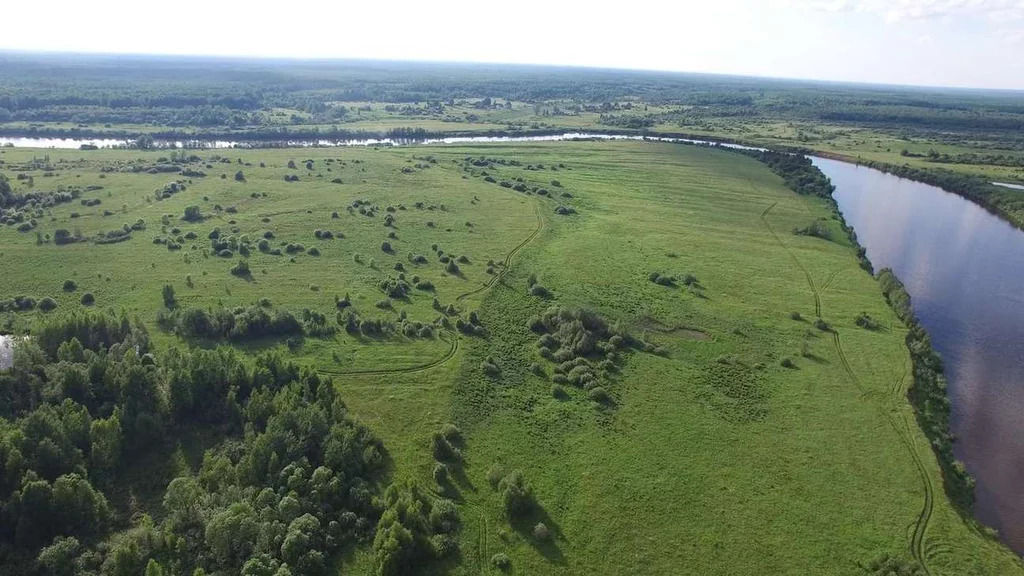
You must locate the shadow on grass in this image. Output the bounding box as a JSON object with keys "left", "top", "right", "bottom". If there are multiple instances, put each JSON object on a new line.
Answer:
{"left": 509, "top": 505, "right": 567, "bottom": 566}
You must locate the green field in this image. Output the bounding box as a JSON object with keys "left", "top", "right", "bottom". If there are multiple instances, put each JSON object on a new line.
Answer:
{"left": 1, "top": 141, "right": 1021, "bottom": 574}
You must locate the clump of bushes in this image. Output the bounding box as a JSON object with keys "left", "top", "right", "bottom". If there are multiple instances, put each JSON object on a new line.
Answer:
{"left": 182, "top": 205, "right": 202, "bottom": 222}
{"left": 379, "top": 277, "right": 412, "bottom": 299}
{"left": 229, "top": 259, "right": 251, "bottom": 277}
{"left": 648, "top": 272, "right": 676, "bottom": 287}
{"left": 496, "top": 469, "right": 533, "bottom": 518}
{"left": 62, "top": 280, "right": 77, "bottom": 292}
{"left": 481, "top": 355, "right": 501, "bottom": 376}
{"left": 554, "top": 205, "right": 576, "bottom": 215}
{"left": 794, "top": 219, "right": 832, "bottom": 240}
{"left": 855, "top": 312, "right": 880, "bottom": 330}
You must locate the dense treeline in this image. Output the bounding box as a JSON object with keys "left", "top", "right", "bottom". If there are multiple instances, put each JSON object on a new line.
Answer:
{"left": 2, "top": 54, "right": 1023, "bottom": 139}
{"left": 0, "top": 310, "right": 454, "bottom": 575}
{"left": 741, "top": 150, "right": 835, "bottom": 198}
{"left": 855, "top": 160, "right": 1024, "bottom": 231}
{"left": 877, "top": 269, "right": 975, "bottom": 510}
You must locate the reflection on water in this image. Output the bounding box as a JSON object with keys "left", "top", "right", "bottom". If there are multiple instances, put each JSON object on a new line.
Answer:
{"left": 993, "top": 182, "right": 1024, "bottom": 191}
{"left": 815, "top": 157, "right": 1024, "bottom": 554}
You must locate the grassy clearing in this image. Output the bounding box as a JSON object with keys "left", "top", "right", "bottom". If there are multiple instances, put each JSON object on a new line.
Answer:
{"left": 1, "top": 141, "right": 1020, "bottom": 574}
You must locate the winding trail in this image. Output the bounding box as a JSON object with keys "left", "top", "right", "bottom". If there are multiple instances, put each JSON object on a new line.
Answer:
{"left": 317, "top": 333, "right": 459, "bottom": 377}
{"left": 456, "top": 202, "right": 545, "bottom": 302}
{"left": 760, "top": 203, "right": 821, "bottom": 317}
{"left": 760, "top": 199, "right": 935, "bottom": 575}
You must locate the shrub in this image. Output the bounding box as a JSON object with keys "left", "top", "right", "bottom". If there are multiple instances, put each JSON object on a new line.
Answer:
{"left": 182, "top": 205, "right": 202, "bottom": 222}
{"left": 649, "top": 272, "right": 675, "bottom": 286}
{"left": 381, "top": 241, "right": 393, "bottom": 253}
{"left": 230, "top": 260, "right": 251, "bottom": 277}
{"left": 487, "top": 465, "right": 505, "bottom": 488}
{"left": 162, "top": 284, "right": 176, "bottom": 308}
{"left": 814, "top": 318, "right": 830, "bottom": 332}
{"left": 445, "top": 260, "right": 460, "bottom": 275}
{"left": 38, "top": 297, "right": 58, "bottom": 312}
{"left": 498, "top": 470, "right": 533, "bottom": 517}
{"left": 433, "top": 462, "right": 450, "bottom": 485}
{"left": 551, "top": 384, "right": 568, "bottom": 399}
{"left": 218, "top": 249, "right": 234, "bottom": 258}
{"left": 481, "top": 358, "right": 501, "bottom": 376}
{"left": 554, "top": 205, "right": 576, "bottom": 215}
{"left": 491, "top": 553, "right": 510, "bottom": 570}
{"left": 528, "top": 284, "right": 551, "bottom": 298}
{"left": 855, "top": 312, "right": 880, "bottom": 330}
{"left": 789, "top": 311, "right": 803, "bottom": 321}
{"left": 80, "top": 293, "right": 95, "bottom": 306}
{"left": 533, "top": 522, "right": 551, "bottom": 541}
{"left": 793, "top": 219, "right": 832, "bottom": 240}
{"left": 432, "top": 432, "right": 462, "bottom": 462}
{"left": 62, "top": 280, "right": 78, "bottom": 292}
{"left": 781, "top": 357, "right": 796, "bottom": 369}
{"left": 308, "top": 247, "right": 321, "bottom": 256}
{"left": 588, "top": 387, "right": 611, "bottom": 403}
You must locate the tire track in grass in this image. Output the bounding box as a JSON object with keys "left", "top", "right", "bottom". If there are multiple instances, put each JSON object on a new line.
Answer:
{"left": 761, "top": 202, "right": 821, "bottom": 317}
{"left": 760, "top": 199, "right": 934, "bottom": 575}
{"left": 318, "top": 189, "right": 546, "bottom": 378}
{"left": 317, "top": 332, "right": 460, "bottom": 377}
{"left": 457, "top": 201, "right": 544, "bottom": 302}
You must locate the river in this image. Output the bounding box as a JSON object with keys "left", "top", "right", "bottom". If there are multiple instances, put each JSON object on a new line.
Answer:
{"left": 2, "top": 132, "right": 1022, "bottom": 552}
{"left": 0, "top": 133, "right": 761, "bottom": 151}
{"left": 815, "top": 156, "right": 1024, "bottom": 554}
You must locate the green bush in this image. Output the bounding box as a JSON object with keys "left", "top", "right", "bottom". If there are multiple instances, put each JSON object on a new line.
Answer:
{"left": 62, "top": 280, "right": 77, "bottom": 292}
{"left": 80, "top": 293, "right": 95, "bottom": 306}
{"left": 230, "top": 260, "right": 251, "bottom": 277}
{"left": 38, "top": 297, "right": 58, "bottom": 312}
{"left": 533, "top": 522, "right": 551, "bottom": 541}
{"left": 491, "top": 553, "right": 510, "bottom": 570}
{"left": 182, "top": 205, "right": 202, "bottom": 222}
{"left": 498, "top": 470, "right": 533, "bottom": 517}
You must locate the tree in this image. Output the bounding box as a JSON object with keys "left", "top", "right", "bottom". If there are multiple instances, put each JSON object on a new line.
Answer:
{"left": 90, "top": 414, "right": 122, "bottom": 473}
{"left": 37, "top": 536, "right": 81, "bottom": 576}
{"left": 183, "top": 205, "right": 202, "bottom": 222}
{"left": 162, "top": 284, "right": 176, "bottom": 308}
{"left": 498, "top": 470, "right": 533, "bottom": 517}
{"left": 234, "top": 171, "right": 245, "bottom": 182}
{"left": 205, "top": 502, "right": 259, "bottom": 570}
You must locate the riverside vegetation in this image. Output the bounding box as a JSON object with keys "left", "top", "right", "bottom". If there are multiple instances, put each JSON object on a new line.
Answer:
{"left": 0, "top": 139, "right": 1021, "bottom": 575}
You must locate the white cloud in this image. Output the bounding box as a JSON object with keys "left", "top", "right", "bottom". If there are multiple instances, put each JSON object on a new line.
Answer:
{"left": 799, "top": 0, "right": 1024, "bottom": 22}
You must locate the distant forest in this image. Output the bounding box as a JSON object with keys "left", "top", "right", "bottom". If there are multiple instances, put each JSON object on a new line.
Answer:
{"left": 2, "top": 53, "right": 1024, "bottom": 135}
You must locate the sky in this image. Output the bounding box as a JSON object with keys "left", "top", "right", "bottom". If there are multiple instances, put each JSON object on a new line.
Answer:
{"left": 1, "top": 0, "right": 1022, "bottom": 90}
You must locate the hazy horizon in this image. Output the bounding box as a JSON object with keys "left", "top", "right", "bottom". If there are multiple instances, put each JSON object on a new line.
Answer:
{"left": 1, "top": 0, "right": 1022, "bottom": 91}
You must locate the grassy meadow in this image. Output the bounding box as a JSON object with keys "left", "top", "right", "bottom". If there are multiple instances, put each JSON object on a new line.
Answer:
{"left": 1, "top": 141, "right": 1021, "bottom": 574}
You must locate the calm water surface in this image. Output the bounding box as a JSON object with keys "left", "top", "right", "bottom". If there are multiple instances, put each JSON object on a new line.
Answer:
{"left": 815, "top": 157, "right": 1024, "bottom": 554}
